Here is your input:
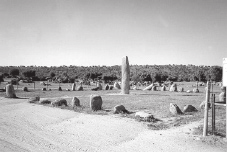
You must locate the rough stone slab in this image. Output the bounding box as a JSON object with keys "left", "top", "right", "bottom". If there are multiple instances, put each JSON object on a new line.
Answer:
{"left": 105, "top": 84, "right": 109, "bottom": 90}
{"left": 71, "top": 97, "right": 80, "bottom": 107}
{"left": 90, "top": 95, "right": 102, "bottom": 111}
{"left": 193, "top": 88, "right": 199, "bottom": 93}
{"left": 5, "top": 84, "right": 16, "bottom": 98}
{"left": 28, "top": 96, "right": 40, "bottom": 103}
{"left": 22, "top": 87, "right": 28, "bottom": 92}
{"left": 161, "top": 86, "right": 166, "bottom": 91}
{"left": 143, "top": 84, "right": 154, "bottom": 91}
{"left": 114, "top": 82, "right": 121, "bottom": 89}
{"left": 121, "top": 56, "right": 130, "bottom": 94}
{"left": 39, "top": 99, "right": 51, "bottom": 104}
{"left": 169, "top": 103, "right": 183, "bottom": 115}
{"left": 77, "top": 86, "right": 83, "bottom": 91}
{"left": 51, "top": 99, "right": 67, "bottom": 107}
{"left": 72, "top": 83, "right": 76, "bottom": 91}
{"left": 113, "top": 105, "right": 128, "bottom": 114}
{"left": 135, "top": 111, "right": 153, "bottom": 119}
{"left": 169, "top": 84, "right": 177, "bottom": 92}
{"left": 183, "top": 105, "right": 198, "bottom": 113}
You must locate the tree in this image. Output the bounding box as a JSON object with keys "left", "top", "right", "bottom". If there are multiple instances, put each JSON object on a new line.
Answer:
{"left": 0, "top": 64, "right": 223, "bottom": 83}
{"left": 131, "top": 74, "right": 141, "bottom": 83}
{"left": 23, "top": 70, "right": 36, "bottom": 79}
{"left": 160, "top": 73, "right": 168, "bottom": 82}
{"left": 10, "top": 79, "right": 18, "bottom": 85}
{"left": 2, "top": 73, "right": 9, "bottom": 78}
{"left": 102, "top": 74, "right": 118, "bottom": 83}
{"left": 0, "top": 74, "right": 4, "bottom": 82}
{"left": 60, "top": 72, "right": 69, "bottom": 83}
{"left": 85, "top": 72, "right": 102, "bottom": 81}
{"left": 206, "top": 66, "right": 222, "bottom": 82}
{"left": 49, "top": 71, "right": 56, "bottom": 78}
{"left": 141, "top": 74, "right": 152, "bottom": 82}
{"left": 167, "top": 76, "right": 178, "bottom": 82}
{"left": 193, "top": 76, "right": 199, "bottom": 81}
{"left": 194, "top": 70, "right": 206, "bottom": 82}
{"left": 9, "top": 68, "right": 19, "bottom": 77}
{"left": 151, "top": 73, "right": 162, "bottom": 83}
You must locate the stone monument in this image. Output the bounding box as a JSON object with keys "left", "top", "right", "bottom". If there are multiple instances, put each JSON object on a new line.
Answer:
{"left": 72, "top": 83, "right": 76, "bottom": 91}
{"left": 121, "top": 56, "right": 130, "bottom": 94}
{"left": 5, "top": 84, "right": 16, "bottom": 98}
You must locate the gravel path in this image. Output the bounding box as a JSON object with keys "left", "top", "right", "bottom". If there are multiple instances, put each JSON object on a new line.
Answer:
{"left": 0, "top": 97, "right": 225, "bottom": 152}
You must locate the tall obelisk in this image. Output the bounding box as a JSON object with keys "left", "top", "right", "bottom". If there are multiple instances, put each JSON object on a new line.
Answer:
{"left": 121, "top": 56, "right": 130, "bottom": 94}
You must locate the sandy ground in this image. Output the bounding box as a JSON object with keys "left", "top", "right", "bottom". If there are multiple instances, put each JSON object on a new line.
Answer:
{"left": 0, "top": 97, "right": 226, "bottom": 152}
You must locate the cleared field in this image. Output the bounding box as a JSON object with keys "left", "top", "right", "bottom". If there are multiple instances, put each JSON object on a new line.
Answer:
{"left": 0, "top": 81, "right": 226, "bottom": 137}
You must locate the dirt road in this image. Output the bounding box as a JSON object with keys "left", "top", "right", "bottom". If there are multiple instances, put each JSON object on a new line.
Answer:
{"left": 0, "top": 97, "right": 225, "bottom": 152}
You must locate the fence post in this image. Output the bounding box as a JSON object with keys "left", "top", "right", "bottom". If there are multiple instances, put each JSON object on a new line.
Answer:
{"left": 211, "top": 94, "right": 215, "bottom": 135}
{"left": 47, "top": 80, "right": 48, "bottom": 90}
{"left": 203, "top": 81, "right": 211, "bottom": 137}
{"left": 17, "top": 79, "right": 18, "bottom": 90}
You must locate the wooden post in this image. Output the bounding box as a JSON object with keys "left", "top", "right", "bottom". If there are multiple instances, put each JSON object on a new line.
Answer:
{"left": 46, "top": 79, "right": 48, "bottom": 90}
{"left": 211, "top": 83, "right": 214, "bottom": 94}
{"left": 222, "top": 58, "right": 227, "bottom": 139}
{"left": 203, "top": 81, "right": 211, "bottom": 137}
{"left": 211, "top": 94, "right": 214, "bottom": 135}
{"left": 211, "top": 94, "right": 215, "bottom": 135}
{"left": 17, "top": 79, "right": 18, "bottom": 90}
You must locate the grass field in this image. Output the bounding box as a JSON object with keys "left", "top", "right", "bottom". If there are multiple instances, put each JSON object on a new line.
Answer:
{"left": 0, "top": 80, "right": 226, "bottom": 137}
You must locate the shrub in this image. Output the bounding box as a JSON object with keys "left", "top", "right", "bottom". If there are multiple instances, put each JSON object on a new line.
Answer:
{"left": 68, "top": 77, "right": 75, "bottom": 83}
{"left": 23, "top": 70, "right": 36, "bottom": 78}
{"left": 0, "top": 74, "right": 4, "bottom": 82}
{"left": 9, "top": 69, "right": 19, "bottom": 77}
{"left": 10, "top": 79, "right": 18, "bottom": 85}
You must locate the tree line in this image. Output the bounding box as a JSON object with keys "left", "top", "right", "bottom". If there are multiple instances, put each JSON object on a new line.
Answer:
{"left": 0, "top": 64, "right": 223, "bottom": 83}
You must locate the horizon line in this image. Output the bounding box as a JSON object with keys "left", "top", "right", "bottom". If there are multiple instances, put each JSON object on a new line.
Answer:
{"left": 0, "top": 63, "right": 223, "bottom": 68}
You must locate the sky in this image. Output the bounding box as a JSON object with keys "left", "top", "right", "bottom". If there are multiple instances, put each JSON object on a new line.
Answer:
{"left": 0, "top": 0, "right": 226, "bottom": 67}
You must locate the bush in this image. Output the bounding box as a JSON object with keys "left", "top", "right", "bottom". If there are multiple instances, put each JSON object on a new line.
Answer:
{"left": 9, "top": 69, "right": 19, "bottom": 77}
{"left": 32, "top": 76, "right": 40, "bottom": 81}
{"left": 68, "top": 78, "right": 75, "bottom": 83}
{"left": 10, "top": 79, "right": 18, "bottom": 85}
{"left": 2, "top": 73, "right": 9, "bottom": 78}
{"left": 0, "top": 74, "right": 4, "bottom": 82}
{"left": 61, "top": 77, "right": 69, "bottom": 83}
{"left": 102, "top": 75, "right": 118, "bottom": 83}
{"left": 37, "top": 76, "right": 47, "bottom": 81}
{"left": 49, "top": 72, "right": 56, "bottom": 78}
{"left": 131, "top": 74, "right": 141, "bottom": 84}
{"left": 23, "top": 70, "right": 36, "bottom": 78}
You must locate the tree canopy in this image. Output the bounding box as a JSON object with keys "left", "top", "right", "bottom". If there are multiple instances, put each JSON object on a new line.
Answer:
{"left": 9, "top": 68, "right": 19, "bottom": 77}
{"left": 0, "top": 64, "right": 223, "bottom": 83}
